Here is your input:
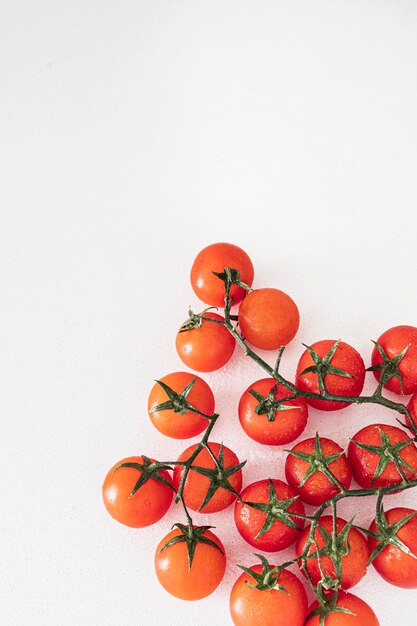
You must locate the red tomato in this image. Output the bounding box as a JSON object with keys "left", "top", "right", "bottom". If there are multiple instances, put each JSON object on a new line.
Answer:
{"left": 155, "top": 526, "right": 226, "bottom": 600}
{"left": 173, "top": 442, "right": 243, "bottom": 513}
{"left": 348, "top": 423, "right": 417, "bottom": 489}
{"left": 230, "top": 564, "right": 308, "bottom": 626}
{"left": 190, "top": 242, "right": 254, "bottom": 307}
{"left": 238, "top": 288, "right": 300, "bottom": 350}
{"left": 371, "top": 325, "right": 417, "bottom": 395}
{"left": 285, "top": 436, "right": 352, "bottom": 506}
{"left": 148, "top": 372, "right": 214, "bottom": 439}
{"left": 305, "top": 592, "right": 380, "bottom": 625}
{"left": 234, "top": 478, "right": 304, "bottom": 551}
{"left": 296, "top": 516, "right": 369, "bottom": 590}
{"left": 175, "top": 311, "right": 235, "bottom": 372}
{"left": 296, "top": 340, "right": 365, "bottom": 411}
{"left": 102, "top": 456, "right": 173, "bottom": 528}
{"left": 238, "top": 378, "right": 308, "bottom": 445}
{"left": 369, "top": 507, "right": 417, "bottom": 588}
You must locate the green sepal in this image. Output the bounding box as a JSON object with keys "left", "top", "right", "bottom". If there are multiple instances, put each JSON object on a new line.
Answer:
{"left": 285, "top": 432, "right": 345, "bottom": 489}
{"left": 368, "top": 504, "right": 417, "bottom": 565}
{"left": 367, "top": 341, "right": 410, "bottom": 393}
{"left": 298, "top": 340, "right": 354, "bottom": 396}
{"left": 212, "top": 266, "right": 253, "bottom": 293}
{"left": 249, "top": 384, "right": 300, "bottom": 423}
{"left": 179, "top": 307, "right": 218, "bottom": 332}
{"left": 236, "top": 554, "right": 289, "bottom": 592}
{"left": 243, "top": 479, "right": 301, "bottom": 538}
{"left": 158, "top": 522, "right": 224, "bottom": 570}
{"left": 115, "top": 456, "right": 175, "bottom": 497}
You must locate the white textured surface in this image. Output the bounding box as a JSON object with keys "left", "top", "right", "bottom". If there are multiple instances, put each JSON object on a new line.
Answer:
{"left": 2, "top": 1, "right": 417, "bottom": 625}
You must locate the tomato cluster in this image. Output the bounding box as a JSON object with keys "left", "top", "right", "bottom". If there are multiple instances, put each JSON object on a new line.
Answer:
{"left": 103, "top": 242, "right": 417, "bottom": 625}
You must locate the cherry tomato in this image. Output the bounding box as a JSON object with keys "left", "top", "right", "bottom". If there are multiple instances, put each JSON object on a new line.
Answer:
{"left": 190, "top": 242, "right": 254, "bottom": 307}
{"left": 348, "top": 423, "right": 417, "bottom": 489}
{"left": 173, "top": 442, "right": 243, "bottom": 513}
{"left": 175, "top": 311, "right": 235, "bottom": 372}
{"left": 148, "top": 372, "right": 214, "bottom": 439}
{"left": 371, "top": 325, "right": 417, "bottom": 395}
{"left": 285, "top": 436, "right": 352, "bottom": 506}
{"left": 369, "top": 507, "right": 417, "bottom": 588}
{"left": 102, "top": 456, "right": 173, "bottom": 528}
{"left": 305, "top": 592, "right": 380, "bottom": 625}
{"left": 230, "top": 564, "right": 308, "bottom": 626}
{"left": 296, "top": 340, "right": 366, "bottom": 411}
{"left": 234, "top": 478, "right": 304, "bottom": 551}
{"left": 155, "top": 526, "right": 226, "bottom": 600}
{"left": 296, "top": 516, "right": 369, "bottom": 590}
{"left": 238, "top": 288, "right": 300, "bottom": 350}
{"left": 238, "top": 378, "right": 308, "bottom": 445}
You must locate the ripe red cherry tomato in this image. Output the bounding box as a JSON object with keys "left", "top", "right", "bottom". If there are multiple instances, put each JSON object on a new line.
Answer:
{"left": 238, "top": 378, "right": 308, "bottom": 445}
{"left": 173, "top": 442, "right": 243, "bottom": 513}
{"left": 175, "top": 311, "right": 235, "bottom": 372}
{"left": 348, "top": 423, "right": 417, "bottom": 489}
{"left": 155, "top": 526, "right": 226, "bottom": 600}
{"left": 102, "top": 456, "right": 173, "bottom": 528}
{"left": 148, "top": 372, "right": 215, "bottom": 439}
{"left": 285, "top": 436, "right": 352, "bottom": 505}
{"left": 190, "top": 242, "right": 254, "bottom": 307}
{"left": 295, "top": 516, "right": 369, "bottom": 590}
{"left": 305, "top": 592, "right": 380, "bottom": 625}
{"left": 234, "top": 478, "right": 304, "bottom": 551}
{"left": 368, "top": 507, "right": 417, "bottom": 588}
{"left": 230, "top": 564, "right": 308, "bottom": 626}
{"left": 296, "top": 340, "right": 365, "bottom": 411}
{"left": 238, "top": 288, "right": 300, "bottom": 350}
{"left": 371, "top": 325, "right": 417, "bottom": 395}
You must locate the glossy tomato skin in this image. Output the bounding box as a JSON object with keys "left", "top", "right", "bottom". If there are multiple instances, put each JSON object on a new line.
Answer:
{"left": 102, "top": 456, "right": 173, "bottom": 528}
{"left": 296, "top": 340, "right": 365, "bottom": 411}
{"left": 190, "top": 242, "right": 254, "bottom": 307}
{"left": 348, "top": 424, "right": 417, "bottom": 489}
{"left": 238, "top": 378, "right": 308, "bottom": 445}
{"left": 148, "top": 372, "right": 214, "bottom": 439}
{"left": 296, "top": 516, "right": 369, "bottom": 590}
{"left": 305, "top": 592, "right": 380, "bottom": 626}
{"left": 285, "top": 437, "right": 352, "bottom": 506}
{"left": 173, "top": 442, "right": 243, "bottom": 513}
{"left": 369, "top": 507, "right": 417, "bottom": 588}
{"left": 175, "top": 311, "right": 235, "bottom": 372}
{"left": 238, "top": 288, "right": 300, "bottom": 350}
{"left": 371, "top": 325, "right": 417, "bottom": 395}
{"left": 155, "top": 527, "right": 226, "bottom": 600}
{"left": 234, "top": 479, "right": 304, "bottom": 551}
{"left": 230, "top": 565, "right": 308, "bottom": 626}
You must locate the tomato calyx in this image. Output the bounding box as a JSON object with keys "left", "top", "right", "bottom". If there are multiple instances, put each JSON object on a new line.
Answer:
{"left": 114, "top": 456, "right": 175, "bottom": 497}
{"left": 249, "top": 383, "right": 300, "bottom": 422}
{"left": 159, "top": 522, "right": 224, "bottom": 570}
{"left": 286, "top": 432, "right": 346, "bottom": 491}
{"left": 306, "top": 595, "right": 355, "bottom": 626}
{"left": 350, "top": 427, "right": 417, "bottom": 483}
{"left": 212, "top": 266, "right": 253, "bottom": 296}
{"left": 367, "top": 340, "right": 410, "bottom": 393}
{"left": 179, "top": 307, "right": 219, "bottom": 332}
{"left": 237, "top": 553, "right": 289, "bottom": 592}
{"left": 243, "top": 479, "right": 302, "bottom": 538}
{"left": 149, "top": 377, "right": 216, "bottom": 418}
{"left": 191, "top": 443, "right": 246, "bottom": 511}
{"left": 298, "top": 340, "right": 355, "bottom": 395}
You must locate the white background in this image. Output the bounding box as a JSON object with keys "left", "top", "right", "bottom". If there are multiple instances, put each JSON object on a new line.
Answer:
{"left": 2, "top": 1, "right": 417, "bottom": 625}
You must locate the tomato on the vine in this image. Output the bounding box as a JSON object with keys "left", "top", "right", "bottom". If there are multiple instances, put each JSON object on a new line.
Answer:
{"left": 147, "top": 372, "right": 214, "bottom": 439}
{"left": 285, "top": 435, "right": 352, "bottom": 506}
{"left": 234, "top": 478, "right": 304, "bottom": 551}
{"left": 348, "top": 423, "right": 417, "bottom": 489}
{"left": 305, "top": 592, "right": 380, "bottom": 625}
{"left": 155, "top": 525, "right": 226, "bottom": 600}
{"left": 175, "top": 311, "right": 235, "bottom": 372}
{"left": 238, "top": 288, "right": 300, "bottom": 350}
{"left": 230, "top": 562, "right": 308, "bottom": 626}
{"left": 238, "top": 378, "right": 308, "bottom": 445}
{"left": 370, "top": 325, "right": 417, "bottom": 395}
{"left": 295, "top": 516, "right": 369, "bottom": 590}
{"left": 296, "top": 339, "right": 366, "bottom": 411}
{"left": 173, "top": 442, "right": 244, "bottom": 513}
{"left": 102, "top": 456, "right": 173, "bottom": 528}
{"left": 190, "top": 242, "right": 254, "bottom": 307}
{"left": 368, "top": 507, "right": 417, "bottom": 588}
